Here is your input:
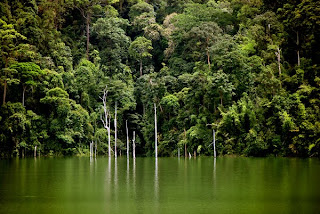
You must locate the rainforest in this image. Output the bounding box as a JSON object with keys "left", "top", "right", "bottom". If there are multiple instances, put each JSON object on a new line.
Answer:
{"left": 0, "top": 0, "right": 319, "bottom": 158}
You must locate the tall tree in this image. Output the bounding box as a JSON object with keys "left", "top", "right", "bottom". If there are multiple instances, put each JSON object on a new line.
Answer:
{"left": 74, "top": 0, "right": 119, "bottom": 59}
{"left": 10, "top": 62, "right": 43, "bottom": 107}
{"left": 0, "top": 19, "right": 26, "bottom": 105}
{"left": 129, "top": 36, "right": 153, "bottom": 76}
{"left": 101, "top": 86, "right": 112, "bottom": 157}
{"left": 186, "top": 22, "right": 222, "bottom": 69}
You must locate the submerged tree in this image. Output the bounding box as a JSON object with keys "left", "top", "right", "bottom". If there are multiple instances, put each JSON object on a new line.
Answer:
{"left": 101, "top": 86, "right": 112, "bottom": 157}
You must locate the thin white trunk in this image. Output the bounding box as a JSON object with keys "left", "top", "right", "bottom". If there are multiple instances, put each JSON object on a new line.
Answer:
{"left": 126, "top": 120, "right": 129, "bottom": 158}
{"left": 133, "top": 131, "right": 136, "bottom": 159}
{"left": 213, "top": 129, "right": 216, "bottom": 158}
{"left": 154, "top": 103, "right": 158, "bottom": 158}
{"left": 34, "top": 145, "right": 37, "bottom": 157}
{"left": 108, "top": 115, "right": 111, "bottom": 157}
{"left": 101, "top": 86, "right": 111, "bottom": 158}
{"left": 114, "top": 102, "right": 117, "bottom": 158}
{"left": 95, "top": 140, "right": 97, "bottom": 158}
{"left": 184, "top": 128, "right": 187, "bottom": 158}
{"left": 275, "top": 47, "right": 282, "bottom": 88}
{"left": 92, "top": 141, "right": 94, "bottom": 157}
{"left": 22, "top": 86, "right": 26, "bottom": 107}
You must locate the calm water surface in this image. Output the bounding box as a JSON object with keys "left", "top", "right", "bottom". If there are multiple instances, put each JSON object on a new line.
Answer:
{"left": 0, "top": 157, "right": 319, "bottom": 214}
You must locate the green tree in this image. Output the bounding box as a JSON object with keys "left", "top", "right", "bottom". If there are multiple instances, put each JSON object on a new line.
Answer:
{"left": 129, "top": 36, "right": 153, "bottom": 76}
{"left": 186, "top": 22, "right": 222, "bottom": 69}
{"left": 40, "top": 87, "right": 93, "bottom": 155}
{"left": 129, "top": 2, "right": 155, "bottom": 33}
{"left": 74, "top": 0, "right": 119, "bottom": 59}
{"left": 92, "top": 17, "right": 130, "bottom": 71}
{"left": 10, "top": 62, "right": 43, "bottom": 107}
{"left": 0, "top": 19, "right": 26, "bottom": 105}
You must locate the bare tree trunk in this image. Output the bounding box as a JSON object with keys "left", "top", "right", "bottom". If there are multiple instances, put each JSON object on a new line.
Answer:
{"left": 133, "top": 131, "right": 136, "bottom": 159}
{"left": 95, "top": 140, "right": 97, "bottom": 158}
{"left": 126, "top": 120, "right": 129, "bottom": 157}
{"left": 213, "top": 129, "right": 216, "bottom": 158}
{"left": 3, "top": 80, "right": 7, "bottom": 105}
{"left": 22, "top": 86, "right": 26, "bottom": 107}
{"left": 2, "top": 59, "right": 9, "bottom": 105}
{"left": 140, "top": 60, "right": 143, "bottom": 77}
{"left": 114, "top": 102, "right": 117, "bottom": 158}
{"left": 219, "top": 91, "right": 223, "bottom": 106}
{"left": 91, "top": 141, "right": 94, "bottom": 157}
{"left": 184, "top": 128, "right": 187, "bottom": 158}
{"left": 108, "top": 115, "right": 111, "bottom": 157}
{"left": 101, "top": 86, "right": 111, "bottom": 158}
{"left": 34, "top": 145, "right": 37, "bottom": 157}
{"left": 119, "top": 0, "right": 123, "bottom": 13}
{"left": 194, "top": 150, "right": 196, "bottom": 158}
{"left": 296, "top": 31, "right": 300, "bottom": 66}
{"left": 154, "top": 103, "right": 158, "bottom": 158}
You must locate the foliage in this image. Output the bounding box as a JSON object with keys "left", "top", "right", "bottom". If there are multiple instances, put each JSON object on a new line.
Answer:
{"left": 0, "top": 0, "right": 319, "bottom": 158}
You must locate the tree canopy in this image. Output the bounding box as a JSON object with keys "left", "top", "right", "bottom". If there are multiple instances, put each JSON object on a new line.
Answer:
{"left": 0, "top": 0, "right": 319, "bottom": 158}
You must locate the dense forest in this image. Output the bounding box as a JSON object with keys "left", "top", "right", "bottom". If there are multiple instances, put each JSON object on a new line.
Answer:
{"left": 0, "top": 0, "right": 319, "bottom": 158}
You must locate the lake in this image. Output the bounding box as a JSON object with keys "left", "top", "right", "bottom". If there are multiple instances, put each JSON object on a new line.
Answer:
{"left": 0, "top": 157, "right": 319, "bottom": 214}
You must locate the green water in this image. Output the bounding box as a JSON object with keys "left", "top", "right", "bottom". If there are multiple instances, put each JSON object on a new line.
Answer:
{"left": 0, "top": 157, "right": 319, "bottom": 214}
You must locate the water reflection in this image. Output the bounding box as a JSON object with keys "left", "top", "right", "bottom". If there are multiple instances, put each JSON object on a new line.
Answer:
{"left": 107, "top": 157, "right": 112, "bottom": 183}
{"left": 105, "top": 157, "right": 112, "bottom": 206}
{"left": 126, "top": 158, "right": 130, "bottom": 188}
{"left": 133, "top": 158, "right": 136, "bottom": 197}
{"left": 0, "top": 157, "right": 319, "bottom": 214}
{"left": 114, "top": 158, "right": 118, "bottom": 189}
{"left": 154, "top": 158, "right": 159, "bottom": 213}
{"left": 114, "top": 157, "right": 119, "bottom": 213}
{"left": 213, "top": 157, "right": 217, "bottom": 191}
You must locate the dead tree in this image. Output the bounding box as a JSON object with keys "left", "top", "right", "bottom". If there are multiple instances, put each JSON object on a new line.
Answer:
{"left": 34, "top": 145, "right": 37, "bottom": 157}
{"left": 154, "top": 103, "right": 158, "bottom": 158}
{"left": 213, "top": 129, "right": 216, "bottom": 158}
{"left": 126, "top": 120, "right": 129, "bottom": 158}
{"left": 101, "top": 86, "right": 112, "bottom": 157}
{"left": 275, "top": 47, "right": 282, "bottom": 88}
{"left": 114, "top": 102, "right": 117, "bottom": 158}
{"left": 133, "top": 131, "right": 136, "bottom": 159}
